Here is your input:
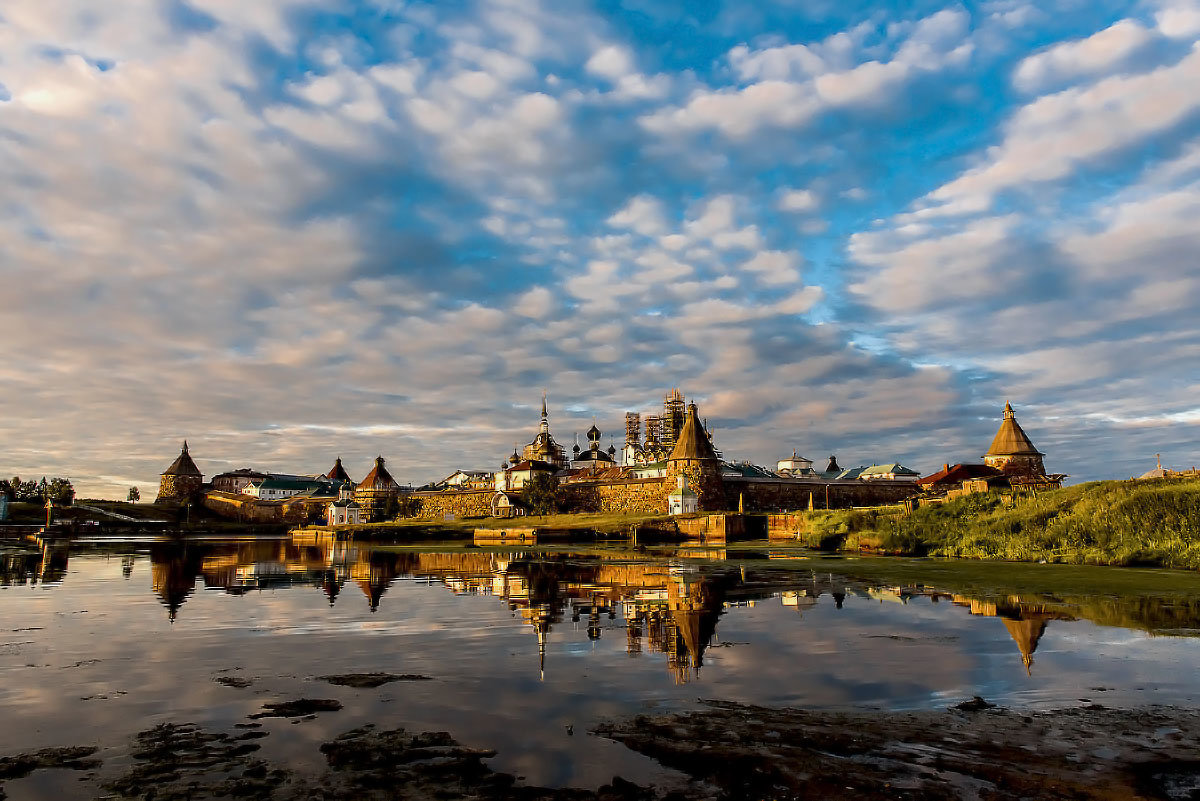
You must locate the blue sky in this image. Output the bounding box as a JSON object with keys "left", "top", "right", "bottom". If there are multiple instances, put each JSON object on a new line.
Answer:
{"left": 2, "top": 0, "right": 1199, "bottom": 497}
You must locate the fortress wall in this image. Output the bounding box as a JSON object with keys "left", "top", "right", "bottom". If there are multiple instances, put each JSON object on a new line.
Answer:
{"left": 203, "top": 491, "right": 327, "bottom": 523}
{"left": 730, "top": 479, "right": 919, "bottom": 512}
{"left": 567, "top": 478, "right": 669, "bottom": 515}
{"left": 202, "top": 491, "right": 283, "bottom": 522}
{"left": 409, "top": 489, "right": 494, "bottom": 520}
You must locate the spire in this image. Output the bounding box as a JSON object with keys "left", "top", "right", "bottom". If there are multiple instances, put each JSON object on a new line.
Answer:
{"left": 541, "top": 390, "right": 548, "bottom": 419}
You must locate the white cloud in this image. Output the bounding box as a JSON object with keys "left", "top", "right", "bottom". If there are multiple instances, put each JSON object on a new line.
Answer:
{"left": 917, "top": 47, "right": 1200, "bottom": 217}
{"left": 585, "top": 45, "right": 635, "bottom": 80}
{"left": 607, "top": 194, "right": 668, "bottom": 236}
{"left": 642, "top": 8, "right": 973, "bottom": 139}
{"left": 1012, "top": 20, "right": 1157, "bottom": 93}
{"left": 848, "top": 215, "right": 1019, "bottom": 313}
{"left": 740, "top": 250, "right": 803, "bottom": 286}
{"left": 1156, "top": 2, "right": 1200, "bottom": 38}
{"left": 778, "top": 188, "right": 820, "bottom": 213}
{"left": 513, "top": 286, "right": 555, "bottom": 318}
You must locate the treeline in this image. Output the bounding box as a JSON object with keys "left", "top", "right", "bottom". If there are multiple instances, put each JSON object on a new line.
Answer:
{"left": 1, "top": 476, "right": 75, "bottom": 505}
{"left": 803, "top": 477, "right": 1200, "bottom": 569}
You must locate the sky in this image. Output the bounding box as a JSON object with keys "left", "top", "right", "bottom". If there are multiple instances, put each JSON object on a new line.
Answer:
{"left": 2, "top": 0, "right": 1199, "bottom": 498}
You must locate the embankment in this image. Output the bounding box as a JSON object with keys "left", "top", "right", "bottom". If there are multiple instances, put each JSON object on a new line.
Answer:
{"left": 803, "top": 477, "right": 1200, "bottom": 568}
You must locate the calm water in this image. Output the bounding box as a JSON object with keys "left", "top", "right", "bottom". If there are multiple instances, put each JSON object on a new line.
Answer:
{"left": 4, "top": 535, "right": 1200, "bottom": 797}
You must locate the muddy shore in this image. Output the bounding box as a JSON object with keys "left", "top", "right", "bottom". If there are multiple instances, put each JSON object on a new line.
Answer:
{"left": 4, "top": 700, "right": 1200, "bottom": 800}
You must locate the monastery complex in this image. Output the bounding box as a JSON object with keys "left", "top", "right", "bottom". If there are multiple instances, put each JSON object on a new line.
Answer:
{"left": 155, "top": 390, "right": 1066, "bottom": 527}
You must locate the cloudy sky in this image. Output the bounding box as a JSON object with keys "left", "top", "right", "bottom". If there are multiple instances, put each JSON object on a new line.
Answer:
{"left": 2, "top": 0, "right": 1198, "bottom": 497}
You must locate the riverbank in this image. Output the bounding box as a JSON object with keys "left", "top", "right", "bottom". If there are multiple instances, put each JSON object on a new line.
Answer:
{"left": 802, "top": 477, "right": 1200, "bottom": 569}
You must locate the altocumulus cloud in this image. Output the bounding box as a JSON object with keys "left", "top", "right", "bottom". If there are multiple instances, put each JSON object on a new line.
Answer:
{"left": 0, "top": 0, "right": 1196, "bottom": 496}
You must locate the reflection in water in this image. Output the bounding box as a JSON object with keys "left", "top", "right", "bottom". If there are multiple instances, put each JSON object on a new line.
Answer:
{"left": 131, "top": 539, "right": 741, "bottom": 682}
{"left": 952, "top": 596, "right": 1074, "bottom": 675}
{"left": 0, "top": 542, "right": 70, "bottom": 586}
{"left": 8, "top": 535, "right": 1200, "bottom": 683}
{"left": 6, "top": 536, "right": 1200, "bottom": 795}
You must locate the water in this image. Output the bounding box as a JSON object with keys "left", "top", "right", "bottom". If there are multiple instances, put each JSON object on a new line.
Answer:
{"left": 3, "top": 535, "right": 1200, "bottom": 797}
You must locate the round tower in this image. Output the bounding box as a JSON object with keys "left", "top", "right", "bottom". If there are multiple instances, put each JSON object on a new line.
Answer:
{"left": 665, "top": 402, "right": 724, "bottom": 511}
{"left": 984, "top": 402, "right": 1047, "bottom": 477}
{"left": 156, "top": 441, "right": 204, "bottom": 503}
{"left": 354, "top": 456, "right": 400, "bottom": 522}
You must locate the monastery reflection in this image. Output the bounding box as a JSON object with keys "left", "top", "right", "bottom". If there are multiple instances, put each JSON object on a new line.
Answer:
{"left": 951, "top": 595, "right": 1075, "bottom": 675}
{"left": 14, "top": 537, "right": 1200, "bottom": 685}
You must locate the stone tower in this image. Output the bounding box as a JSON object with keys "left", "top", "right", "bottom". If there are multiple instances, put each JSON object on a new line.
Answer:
{"left": 666, "top": 402, "right": 724, "bottom": 512}
{"left": 354, "top": 456, "right": 400, "bottom": 522}
{"left": 156, "top": 441, "right": 204, "bottom": 503}
{"left": 984, "top": 402, "right": 1047, "bottom": 477}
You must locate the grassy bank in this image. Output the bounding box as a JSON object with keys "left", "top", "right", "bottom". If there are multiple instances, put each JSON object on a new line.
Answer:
{"left": 803, "top": 477, "right": 1200, "bottom": 569}
{"left": 302, "top": 512, "right": 673, "bottom": 541}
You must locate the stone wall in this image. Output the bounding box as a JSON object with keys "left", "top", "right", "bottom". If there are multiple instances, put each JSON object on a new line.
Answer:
{"left": 563, "top": 478, "right": 669, "bottom": 515}
{"left": 203, "top": 491, "right": 328, "bottom": 524}
{"left": 354, "top": 487, "right": 399, "bottom": 522}
{"left": 667, "top": 460, "right": 725, "bottom": 512}
{"left": 156, "top": 474, "right": 203, "bottom": 504}
{"left": 409, "top": 489, "right": 495, "bottom": 520}
{"left": 674, "top": 514, "right": 764, "bottom": 543}
{"left": 731, "top": 478, "right": 919, "bottom": 512}
{"left": 402, "top": 475, "right": 916, "bottom": 521}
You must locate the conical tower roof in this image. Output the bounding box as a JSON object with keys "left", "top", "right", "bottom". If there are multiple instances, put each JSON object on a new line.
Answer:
{"left": 162, "top": 441, "right": 202, "bottom": 477}
{"left": 1001, "top": 615, "right": 1048, "bottom": 675}
{"left": 986, "top": 402, "right": 1043, "bottom": 457}
{"left": 668, "top": 403, "right": 718, "bottom": 462}
{"left": 357, "top": 456, "right": 399, "bottom": 490}
{"left": 327, "top": 457, "right": 352, "bottom": 484}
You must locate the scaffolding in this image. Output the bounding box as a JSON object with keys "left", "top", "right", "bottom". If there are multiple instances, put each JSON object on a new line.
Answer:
{"left": 645, "top": 414, "right": 664, "bottom": 444}
{"left": 662, "top": 388, "right": 686, "bottom": 448}
{"left": 625, "top": 412, "right": 641, "bottom": 446}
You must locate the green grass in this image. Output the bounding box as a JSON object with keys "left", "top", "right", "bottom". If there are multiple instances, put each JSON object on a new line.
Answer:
{"left": 803, "top": 477, "right": 1200, "bottom": 569}
{"left": 300, "top": 512, "right": 673, "bottom": 542}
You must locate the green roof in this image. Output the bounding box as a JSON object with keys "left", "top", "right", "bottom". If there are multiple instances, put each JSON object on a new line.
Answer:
{"left": 859, "top": 463, "right": 920, "bottom": 477}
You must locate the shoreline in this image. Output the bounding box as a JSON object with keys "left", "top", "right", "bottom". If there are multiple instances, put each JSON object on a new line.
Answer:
{"left": 4, "top": 699, "right": 1199, "bottom": 800}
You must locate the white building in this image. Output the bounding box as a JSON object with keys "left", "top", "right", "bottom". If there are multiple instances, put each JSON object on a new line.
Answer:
{"left": 776, "top": 450, "right": 816, "bottom": 476}
{"left": 667, "top": 475, "right": 698, "bottom": 515}
{"left": 326, "top": 487, "right": 362, "bottom": 525}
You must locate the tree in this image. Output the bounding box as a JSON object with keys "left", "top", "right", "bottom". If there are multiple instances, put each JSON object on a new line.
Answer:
{"left": 9, "top": 476, "right": 39, "bottom": 502}
{"left": 521, "top": 473, "right": 561, "bottom": 516}
{"left": 128, "top": 486, "right": 141, "bottom": 502}
{"left": 46, "top": 478, "right": 74, "bottom": 505}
